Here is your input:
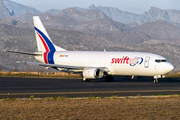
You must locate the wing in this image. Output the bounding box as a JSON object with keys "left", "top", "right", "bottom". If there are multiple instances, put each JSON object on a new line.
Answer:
{"left": 17, "top": 61, "right": 83, "bottom": 70}
{"left": 17, "top": 61, "right": 109, "bottom": 73}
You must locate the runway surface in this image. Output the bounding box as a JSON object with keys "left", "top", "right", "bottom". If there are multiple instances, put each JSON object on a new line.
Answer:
{"left": 0, "top": 77, "right": 180, "bottom": 98}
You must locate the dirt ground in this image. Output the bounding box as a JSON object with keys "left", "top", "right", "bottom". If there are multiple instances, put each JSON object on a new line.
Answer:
{"left": 0, "top": 96, "right": 180, "bottom": 120}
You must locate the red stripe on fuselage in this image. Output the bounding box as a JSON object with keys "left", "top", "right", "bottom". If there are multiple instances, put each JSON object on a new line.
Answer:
{"left": 36, "top": 32, "right": 49, "bottom": 52}
{"left": 44, "top": 52, "right": 48, "bottom": 64}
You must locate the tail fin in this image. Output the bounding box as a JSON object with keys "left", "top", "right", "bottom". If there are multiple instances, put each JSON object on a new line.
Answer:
{"left": 33, "top": 16, "right": 66, "bottom": 52}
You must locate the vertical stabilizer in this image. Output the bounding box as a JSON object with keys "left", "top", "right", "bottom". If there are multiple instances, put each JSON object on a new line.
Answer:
{"left": 33, "top": 16, "right": 66, "bottom": 52}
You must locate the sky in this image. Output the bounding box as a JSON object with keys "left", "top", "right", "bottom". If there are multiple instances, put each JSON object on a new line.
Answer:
{"left": 11, "top": 0, "right": 180, "bottom": 14}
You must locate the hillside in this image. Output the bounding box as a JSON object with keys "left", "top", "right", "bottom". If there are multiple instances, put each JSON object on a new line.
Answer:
{"left": 0, "top": 0, "right": 11, "bottom": 17}
{"left": 136, "top": 7, "right": 180, "bottom": 25}
{"left": 0, "top": 23, "right": 180, "bottom": 71}
{"left": 2, "top": 0, "right": 41, "bottom": 15}
{"left": 87, "top": 4, "right": 141, "bottom": 23}
{"left": 74, "top": 18, "right": 130, "bottom": 31}
{"left": 45, "top": 9, "right": 61, "bottom": 15}
{"left": 131, "top": 20, "right": 180, "bottom": 39}
{"left": 80, "top": 29, "right": 150, "bottom": 44}
{"left": 57, "top": 8, "right": 109, "bottom": 22}
{"left": 0, "top": 3, "right": 179, "bottom": 71}
{"left": 11, "top": 11, "right": 130, "bottom": 32}
{"left": 11, "top": 12, "right": 52, "bottom": 22}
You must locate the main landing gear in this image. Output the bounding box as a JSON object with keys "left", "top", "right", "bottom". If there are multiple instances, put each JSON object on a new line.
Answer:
{"left": 154, "top": 79, "right": 159, "bottom": 84}
{"left": 105, "top": 75, "right": 114, "bottom": 82}
{"left": 82, "top": 78, "right": 91, "bottom": 82}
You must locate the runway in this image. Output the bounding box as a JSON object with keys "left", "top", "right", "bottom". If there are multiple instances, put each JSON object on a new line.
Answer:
{"left": 0, "top": 77, "right": 180, "bottom": 98}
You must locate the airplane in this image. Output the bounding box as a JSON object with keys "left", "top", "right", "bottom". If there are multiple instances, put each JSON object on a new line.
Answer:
{"left": 4, "top": 16, "right": 174, "bottom": 84}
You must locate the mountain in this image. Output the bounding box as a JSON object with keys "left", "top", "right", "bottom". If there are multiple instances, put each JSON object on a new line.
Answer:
{"left": 131, "top": 20, "right": 180, "bottom": 39}
{"left": 45, "top": 9, "right": 61, "bottom": 15}
{"left": 87, "top": 4, "right": 97, "bottom": 10}
{"left": 74, "top": 18, "right": 130, "bottom": 31}
{"left": 40, "top": 15, "right": 78, "bottom": 29}
{"left": 166, "top": 9, "right": 180, "bottom": 23}
{"left": 74, "top": 7, "right": 85, "bottom": 11}
{"left": 11, "top": 12, "right": 52, "bottom": 22}
{"left": 35, "top": 16, "right": 129, "bottom": 32}
{"left": 0, "top": 0, "right": 11, "bottom": 17}
{"left": 57, "top": 8, "right": 109, "bottom": 22}
{"left": 136, "top": 7, "right": 180, "bottom": 25}
{"left": 79, "top": 29, "right": 150, "bottom": 44}
{"left": 0, "top": 3, "right": 180, "bottom": 71}
{"left": 2, "top": 0, "right": 41, "bottom": 15}
{"left": 6, "top": 10, "right": 130, "bottom": 32}
{"left": 170, "top": 22, "right": 180, "bottom": 28}
{"left": 87, "top": 4, "right": 141, "bottom": 23}
{"left": 1, "top": 23, "right": 180, "bottom": 71}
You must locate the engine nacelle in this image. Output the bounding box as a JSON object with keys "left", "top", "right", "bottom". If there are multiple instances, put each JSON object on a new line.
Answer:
{"left": 83, "top": 68, "right": 104, "bottom": 79}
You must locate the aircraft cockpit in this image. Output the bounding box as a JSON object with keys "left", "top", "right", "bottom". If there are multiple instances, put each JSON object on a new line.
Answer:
{"left": 155, "top": 59, "right": 168, "bottom": 63}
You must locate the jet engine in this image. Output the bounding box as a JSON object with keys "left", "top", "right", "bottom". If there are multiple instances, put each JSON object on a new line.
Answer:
{"left": 83, "top": 68, "right": 104, "bottom": 79}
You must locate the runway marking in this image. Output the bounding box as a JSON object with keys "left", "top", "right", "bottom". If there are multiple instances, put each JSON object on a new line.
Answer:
{"left": 1, "top": 89, "right": 180, "bottom": 95}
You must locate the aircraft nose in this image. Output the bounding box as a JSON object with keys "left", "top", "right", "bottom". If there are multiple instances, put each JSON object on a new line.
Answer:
{"left": 167, "top": 63, "right": 174, "bottom": 72}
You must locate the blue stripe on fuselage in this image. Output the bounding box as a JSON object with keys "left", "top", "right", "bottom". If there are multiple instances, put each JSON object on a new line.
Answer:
{"left": 35, "top": 27, "right": 56, "bottom": 52}
{"left": 47, "top": 52, "right": 55, "bottom": 64}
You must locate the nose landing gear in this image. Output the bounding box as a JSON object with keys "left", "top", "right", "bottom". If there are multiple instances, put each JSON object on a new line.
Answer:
{"left": 153, "top": 75, "right": 161, "bottom": 84}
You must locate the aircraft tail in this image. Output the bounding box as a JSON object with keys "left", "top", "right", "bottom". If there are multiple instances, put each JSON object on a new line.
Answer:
{"left": 33, "top": 16, "right": 66, "bottom": 52}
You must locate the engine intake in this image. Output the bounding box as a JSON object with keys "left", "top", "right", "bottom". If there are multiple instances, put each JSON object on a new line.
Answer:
{"left": 83, "top": 68, "right": 104, "bottom": 79}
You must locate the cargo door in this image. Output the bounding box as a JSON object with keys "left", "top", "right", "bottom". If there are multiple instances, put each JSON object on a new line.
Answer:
{"left": 144, "top": 56, "right": 150, "bottom": 68}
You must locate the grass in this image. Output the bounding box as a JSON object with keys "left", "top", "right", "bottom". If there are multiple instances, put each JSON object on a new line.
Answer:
{"left": 30, "top": 95, "right": 34, "bottom": 100}
{"left": 154, "top": 94, "right": 171, "bottom": 96}
{"left": 1, "top": 72, "right": 180, "bottom": 81}
{"left": 1, "top": 96, "right": 180, "bottom": 119}
{"left": 93, "top": 95, "right": 98, "bottom": 98}
{"left": 166, "top": 73, "right": 180, "bottom": 78}
{"left": 0, "top": 71, "right": 81, "bottom": 79}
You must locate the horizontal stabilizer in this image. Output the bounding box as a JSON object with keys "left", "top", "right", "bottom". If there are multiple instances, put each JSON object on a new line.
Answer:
{"left": 4, "top": 50, "right": 42, "bottom": 56}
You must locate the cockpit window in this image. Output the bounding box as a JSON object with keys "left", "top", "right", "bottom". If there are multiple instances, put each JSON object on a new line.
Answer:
{"left": 155, "top": 59, "right": 167, "bottom": 63}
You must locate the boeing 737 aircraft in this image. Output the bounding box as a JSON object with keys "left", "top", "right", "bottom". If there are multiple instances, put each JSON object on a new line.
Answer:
{"left": 5, "top": 16, "right": 174, "bottom": 84}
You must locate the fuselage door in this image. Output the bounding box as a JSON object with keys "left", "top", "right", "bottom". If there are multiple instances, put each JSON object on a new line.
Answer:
{"left": 144, "top": 56, "right": 150, "bottom": 68}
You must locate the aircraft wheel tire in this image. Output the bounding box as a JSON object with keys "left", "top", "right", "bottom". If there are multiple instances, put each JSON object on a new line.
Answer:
{"left": 105, "top": 75, "right": 114, "bottom": 82}
{"left": 154, "top": 80, "right": 156, "bottom": 84}
{"left": 82, "top": 78, "right": 91, "bottom": 82}
{"left": 156, "top": 79, "right": 159, "bottom": 84}
{"left": 154, "top": 79, "right": 159, "bottom": 84}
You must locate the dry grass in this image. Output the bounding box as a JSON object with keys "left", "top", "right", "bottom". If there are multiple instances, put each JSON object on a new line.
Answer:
{"left": 0, "top": 71, "right": 81, "bottom": 79}
{"left": 0, "top": 97, "right": 180, "bottom": 119}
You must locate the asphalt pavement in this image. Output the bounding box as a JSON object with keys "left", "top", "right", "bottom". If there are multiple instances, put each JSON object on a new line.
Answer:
{"left": 0, "top": 77, "right": 180, "bottom": 98}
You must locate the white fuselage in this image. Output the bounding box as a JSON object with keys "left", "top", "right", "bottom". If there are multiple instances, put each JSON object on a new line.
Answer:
{"left": 35, "top": 51, "right": 174, "bottom": 76}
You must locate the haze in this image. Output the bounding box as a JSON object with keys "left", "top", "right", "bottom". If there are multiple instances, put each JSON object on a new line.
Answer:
{"left": 11, "top": 0, "right": 180, "bottom": 14}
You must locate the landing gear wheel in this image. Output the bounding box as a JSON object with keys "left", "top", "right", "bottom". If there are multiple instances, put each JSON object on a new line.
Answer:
{"left": 154, "top": 79, "right": 159, "bottom": 84}
{"left": 82, "top": 78, "right": 91, "bottom": 82}
{"left": 105, "top": 75, "right": 114, "bottom": 82}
